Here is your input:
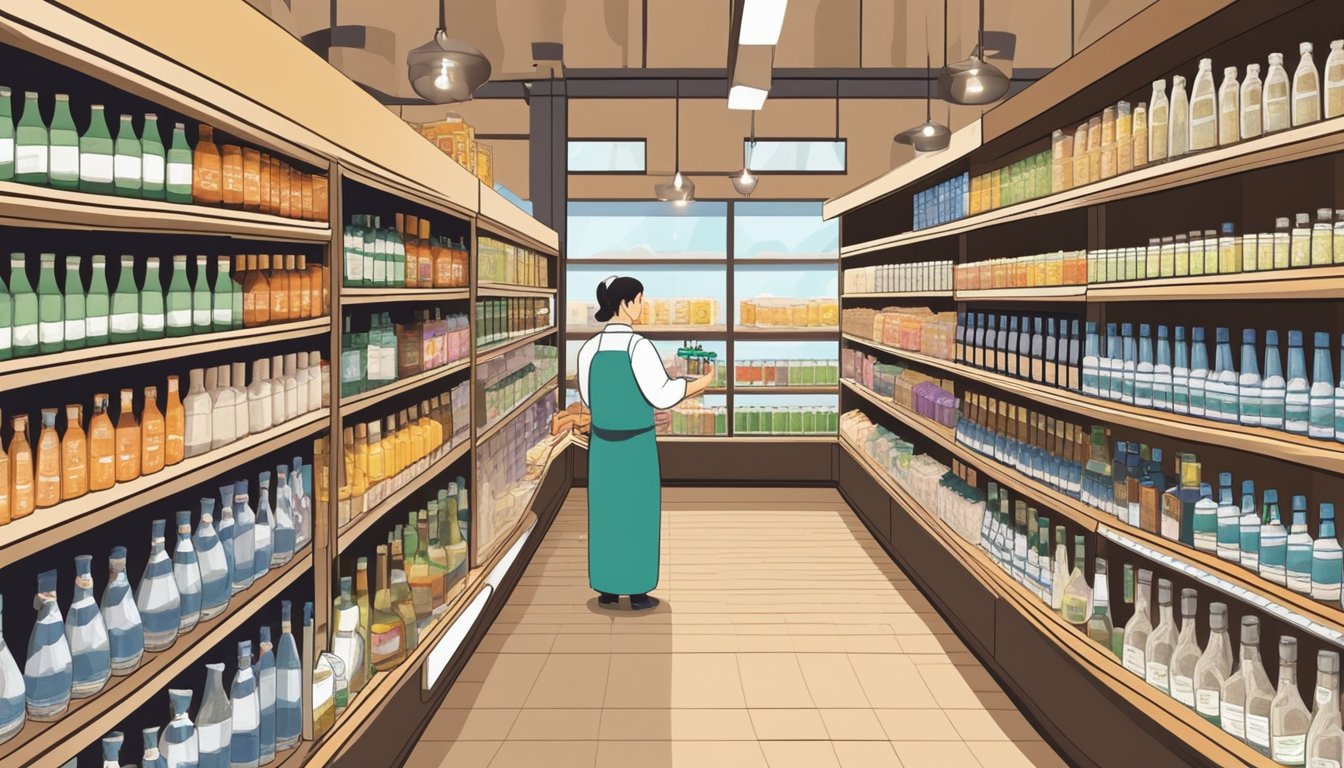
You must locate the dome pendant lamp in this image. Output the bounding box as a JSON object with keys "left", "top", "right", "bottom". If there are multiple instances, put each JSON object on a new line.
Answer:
{"left": 938, "top": 0, "right": 1009, "bottom": 106}
{"left": 407, "top": 0, "right": 492, "bottom": 103}
{"left": 896, "top": 52, "right": 952, "bottom": 153}
{"left": 732, "top": 112, "right": 759, "bottom": 196}
{"left": 655, "top": 82, "right": 696, "bottom": 205}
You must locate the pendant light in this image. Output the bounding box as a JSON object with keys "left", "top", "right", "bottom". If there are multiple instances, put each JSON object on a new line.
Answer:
{"left": 407, "top": 0, "right": 492, "bottom": 103}
{"left": 732, "top": 112, "right": 759, "bottom": 196}
{"left": 938, "top": 0, "right": 1009, "bottom": 106}
{"left": 895, "top": 51, "right": 952, "bottom": 153}
{"left": 655, "top": 81, "right": 695, "bottom": 204}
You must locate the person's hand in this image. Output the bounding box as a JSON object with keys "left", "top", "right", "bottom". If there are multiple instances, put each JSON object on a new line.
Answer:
{"left": 686, "top": 364, "right": 715, "bottom": 398}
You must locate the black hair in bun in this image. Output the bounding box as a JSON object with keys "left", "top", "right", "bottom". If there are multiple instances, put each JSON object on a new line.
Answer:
{"left": 594, "top": 276, "right": 644, "bottom": 322}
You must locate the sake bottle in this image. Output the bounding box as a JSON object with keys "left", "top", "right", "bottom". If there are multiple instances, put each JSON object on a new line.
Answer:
{"left": 1216, "top": 473, "right": 1241, "bottom": 563}
{"left": 183, "top": 367, "right": 212, "bottom": 458}
{"left": 1218, "top": 66, "right": 1241, "bottom": 146}
{"left": 1294, "top": 42, "right": 1321, "bottom": 126}
{"left": 0, "top": 595, "right": 25, "bottom": 745}
{"left": 232, "top": 479, "right": 256, "bottom": 594}
{"left": 1149, "top": 80, "right": 1169, "bottom": 163}
{"left": 172, "top": 509, "right": 202, "bottom": 633}
{"left": 1311, "top": 331, "right": 1336, "bottom": 439}
{"left": 161, "top": 688, "right": 199, "bottom": 768}
{"left": 166, "top": 254, "right": 192, "bottom": 337}
{"left": 141, "top": 114, "right": 165, "bottom": 200}
{"left": 212, "top": 256, "right": 233, "bottom": 332}
{"left": 14, "top": 92, "right": 47, "bottom": 185}
{"left": 256, "top": 627, "right": 277, "bottom": 764}
{"left": 65, "top": 554, "right": 110, "bottom": 699}
{"left": 1287, "top": 495, "right": 1315, "bottom": 595}
{"left": 1263, "top": 330, "right": 1287, "bottom": 430}
{"left": 1195, "top": 602, "right": 1232, "bottom": 726}
{"left": 195, "top": 497, "right": 230, "bottom": 621}
{"left": 79, "top": 105, "right": 114, "bottom": 194}
{"left": 1239, "top": 329, "right": 1262, "bottom": 428}
{"left": 1286, "top": 331, "right": 1310, "bottom": 434}
{"left": 271, "top": 465, "right": 295, "bottom": 568}
{"left": 10, "top": 254, "right": 36, "bottom": 358}
{"left": 100, "top": 546, "right": 143, "bottom": 675}
{"left": 62, "top": 406, "right": 87, "bottom": 499}
{"left": 1264, "top": 53, "right": 1291, "bottom": 133}
{"left": 1271, "top": 636, "right": 1312, "bottom": 764}
{"left": 191, "top": 255, "right": 211, "bottom": 334}
{"left": 24, "top": 569, "right": 72, "bottom": 721}
{"left": 253, "top": 471, "right": 274, "bottom": 581}
{"left": 1187, "top": 326, "right": 1209, "bottom": 418}
{"left": 1123, "top": 568, "right": 1153, "bottom": 678}
{"left": 110, "top": 255, "right": 139, "bottom": 344}
{"left": 1308, "top": 649, "right": 1344, "bottom": 767}
{"left": 1169, "top": 588, "right": 1201, "bottom": 710}
{"left": 136, "top": 520, "right": 181, "bottom": 652}
{"left": 248, "top": 358, "right": 273, "bottom": 433}
{"left": 1240, "top": 480, "right": 1261, "bottom": 572}
{"left": 1312, "top": 502, "right": 1343, "bottom": 604}
{"left": 101, "top": 731, "right": 128, "bottom": 768}
{"left": 47, "top": 95, "right": 77, "bottom": 190}
{"left": 142, "top": 727, "right": 167, "bottom": 768}
{"left": 274, "top": 601, "right": 302, "bottom": 751}
{"left": 62, "top": 255, "right": 85, "bottom": 350}
{"left": 165, "top": 123, "right": 193, "bottom": 204}
{"left": 232, "top": 361, "right": 250, "bottom": 438}
{"left": 1262, "top": 490, "right": 1289, "bottom": 587}
{"left": 197, "top": 662, "right": 232, "bottom": 768}
{"left": 35, "top": 253, "right": 61, "bottom": 354}
{"left": 1326, "top": 40, "right": 1344, "bottom": 119}
{"left": 140, "top": 256, "right": 165, "bottom": 340}
{"left": 211, "top": 366, "right": 236, "bottom": 451}
{"left": 112, "top": 114, "right": 141, "bottom": 197}
{"left": 291, "top": 457, "right": 312, "bottom": 550}
{"left": 1168, "top": 75, "right": 1190, "bottom": 158}
{"left": 0, "top": 88, "right": 12, "bottom": 181}
{"left": 216, "top": 485, "right": 236, "bottom": 592}
{"left": 230, "top": 640, "right": 260, "bottom": 768}
{"left": 1242, "top": 63, "right": 1265, "bottom": 139}
{"left": 1189, "top": 58, "right": 1217, "bottom": 150}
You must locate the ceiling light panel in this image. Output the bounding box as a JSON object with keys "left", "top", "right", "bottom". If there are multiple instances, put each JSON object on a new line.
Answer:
{"left": 739, "top": 0, "right": 788, "bottom": 45}
{"left": 728, "top": 85, "right": 768, "bottom": 111}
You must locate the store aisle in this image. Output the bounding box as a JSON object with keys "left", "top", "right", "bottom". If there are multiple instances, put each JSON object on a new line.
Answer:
{"left": 404, "top": 487, "right": 1067, "bottom": 768}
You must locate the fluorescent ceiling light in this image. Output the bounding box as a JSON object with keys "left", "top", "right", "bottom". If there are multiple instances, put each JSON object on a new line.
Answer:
{"left": 728, "top": 84, "right": 768, "bottom": 111}
{"left": 739, "top": 0, "right": 788, "bottom": 45}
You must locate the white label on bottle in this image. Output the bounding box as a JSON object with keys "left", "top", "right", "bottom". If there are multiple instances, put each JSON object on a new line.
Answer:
{"left": 1310, "top": 759, "right": 1342, "bottom": 768}
{"left": 1220, "top": 701, "right": 1244, "bottom": 738}
{"left": 192, "top": 308, "right": 211, "bottom": 326}
{"left": 0, "top": 138, "right": 12, "bottom": 164}
{"left": 143, "top": 154, "right": 165, "bottom": 184}
{"left": 0, "top": 327, "right": 10, "bottom": 350}
{"left": 86, "top": 315, "right": 108, "bottom": 337}
{"left": 212, "top": 307, "right": 231, "bottom": 325}
{"left": 114, "top": 153, "right": 141, "bottom": 180}
{"left": 1273, "top": 733, "right": 1306, "bottom": 763}
{"left": 110, "top": 312, "right": 137, "bottom": 334}
{"left": 80, "top": 153, "right": 113, "bottom": 183}
{"left": 1171, "top": 675, "right": 1195, "bottom": 707}
{"left": 15, "top": 144, "right": 46, "bottom": 174}
{"left": 64, "top": 318, "right": 84, "bottom": 340}
{"left": 142, "top": 313, "right": 164, "bottom": 332}
{"left": 1245, "top": 713, "right": 1270, "bottom": 748}
{"left": 196, "top": 720, "right": 230, "bottom": 752}
{"left": 1122, "top": 645, "right": 1146, "bottom": 677}
{"left": 38, "top": 320, "right": 61, "bottom": 344}
{"left": 167, "top": 161, "right": 192, "bottom": 186}
{"left": 13, "top": 322, "right": 37, "bottom": 347}
{"left": 1318, "top": 686, "right": 1334, "bottom": 707}
{"left": 1145, "top": 661, "right": 1169, "bottom": 690}
{"left": 49, "top": 145, "right": 78, "bottom": 176}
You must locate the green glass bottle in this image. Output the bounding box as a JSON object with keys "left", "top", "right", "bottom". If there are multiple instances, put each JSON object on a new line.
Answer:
{"left": 362, "top": 216, "right": 377, "bottom": 288}
{"left": 79, "top": 104, "right": 114, "bottom": 195}
{"left": 36, "top": 253, "right": 61, "bottom": 353}
{"left": 14, "top": 92, "right": 47, "bottom": 185}
{"left": 110, "top": 255, "right": 139, "bottom": 343}
{"left": 165, "top": 254, "right": 192, "bottom": 337}
{"left": 0, "top": 270, "right": 11, "bottom": 360}
{"left": 113, "top": 114, "right": 141, "bottom": 197}
{"left": 139, "top": 256, "right": 165, "bottom": 340}
{"left": 62, "top": 256, "right": 85, "bottom": 350}
{"left": 228, "top": 256, "right": 242, "bottom": 330}
{"left": 165, "top": 122, "right": 192, "bottom": 204}
{"left": 47, "top": 94, "right": 78, "bottom": 191}
{"left": 140, "top": 114, "right": 165, "bottom": 200}
{"left": 191, "top": 254, "right": 211, "bottom": 333}
{"left": 212, "top": 255, "right": 233, "bottom": 332}
{"left": 0, "top": 87, "right": 13, "bottom": 181}
{"left": 85, "top": 254, "right": 110, "bottom": 347}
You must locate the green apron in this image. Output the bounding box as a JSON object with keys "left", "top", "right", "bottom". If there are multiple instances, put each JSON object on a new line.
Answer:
{"left": 587, "top": 342, "right": 662, "bottom": 595}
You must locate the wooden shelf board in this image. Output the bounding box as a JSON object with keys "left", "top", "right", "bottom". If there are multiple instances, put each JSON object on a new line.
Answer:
{"left": 842, "top": 291, "right": 953, "bottom": 300}
{"left": 0, "top": 318, "right": 329, "bottom": 391}
{"left": 339, "top": 360, "right": 469, "bottom": 417}
{"left": 732, "top": 385, "right": 838, "bottom": 395}
{"left": 840, "top": 115, "right": 1344, "bottom": 257}
{"left": 0, "top": 549, "right": 313, "bottom": 768}
{"left": 565, "top": 257, "right": 728, "bottom": 265}
{"left": 475, "top": 327, "right": 558, "bottom": 364}
{"left": 475, "top": 282, "right": 558, "bottom": 298}
{"left": 0, "top": 409, "right": 328, "bottom": 568}
{"left": 567, "top": 325, "right": 728, "bottom": 337}
{"left": 824, "top": 120, "right": 982, "bottom": 220}
{"left": 1087, "top": 266, "right": 1344, "bottom": 302}
{"left": 340, "top": 288, "right": 469, "bottom": 305}
{"left": 337, "top": 440, "right": 471, "bottom": 552}
{"left": 956, "top": 285, "right": 1087, "bottom": 301}
{"left": 733, "top": 326, "right": 839, "bottom": 339}
{"left": 475, "top": 379, "right": 559, "bottom": 445}
{"left": 838, "top": 438, "right": 1278, "bottom": 768}
{"left": 569, "top": 435, "right": 836, "bottom": 447}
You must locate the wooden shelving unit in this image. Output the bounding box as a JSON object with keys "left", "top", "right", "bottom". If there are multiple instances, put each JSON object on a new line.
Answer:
{"left": 341, "top": 288, "right": 470, "bottom": 304}
{"left": 476, "top": 326, "right": 559, "bottom": 363}
{"left": 956, "top": 285, "right": 1087, "bottom": 301}
{"left": 339, "top": 359, "right": 470, "bottom": 415}
{"left": 336, "top": 439, "right": 471, "bottom": 553}
{"left": 842, "top": 290, "right": 953, "bottom": 299}
{"left": 476, "top": 282, "right": 558, "bottom": 298}
{"left": 475, "top": 378, "right": 559, "bottom": 446}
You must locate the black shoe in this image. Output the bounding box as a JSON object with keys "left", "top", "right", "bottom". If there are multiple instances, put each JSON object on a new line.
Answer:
{"left": 629, "top": 593, "right": 659, "bottom": 611}
{"left": 598, "top": 592, "right": 620, "bottom": 606}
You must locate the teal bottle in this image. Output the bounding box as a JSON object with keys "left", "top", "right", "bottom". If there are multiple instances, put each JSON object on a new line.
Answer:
{"left": 46, "top": 95, "right": 77, "bottom": 191}
{"left": 1187, "top": 327, "right": 1210, "bottom": 418}
{"left": 1120, "top": 323, "right": 1136, "bottom": 404}
{"left": 1309, "top": 330, "right": 1335, "bottom": 440}
{"left": 1153, "top": 325, "right": 1173, "bottom": 411}
{"left": 112, "top": 114, "right": 141, "bottom": 197}
{"left": 1286, "top": 494, "right": 1315, "bottom": 594}
{"left": 1238, "top": 329, "right": 1261, "bottom": 427}
{"left": 1262, "top": 330, "right": 1286, "bottom": 430}
{"left": 14, "top": 92, "right": 47, "bottom": 185}
{"left": 1260, "top": 490, "right": 1288, "bottom": 587}
{"left": 10, "top": 254, "right": 37, "bottom": 357}
{"left": 1172, "top": 326, "right": 1190, "bottom": 415}
{"left": 79, "top": 105, "right": 114, "bottom": 195}
{"left": 1209, "top": 327, "right": 1237, "bottom": 423}
{"left": 140, "top": 114, "right": 165, "bottom": 200}
{"left": 1135, "top": 323, "right": 1154, "bottom": 407}
{"left": 1285, "top": 330, "right": 1310, "bottom": 434}
{"left": 1215, "top": 473, "right": 1240, "bottom": 562}
{"left": 35, "top": 253, "right": 61, "bottom": 354}
{"left": 1336, "top": 334, "right": 1344, "bottom": 444}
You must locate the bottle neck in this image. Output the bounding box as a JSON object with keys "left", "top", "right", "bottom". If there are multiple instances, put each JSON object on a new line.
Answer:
{"left": 1280, "top": 659, "right": 1297, "bottom": 688}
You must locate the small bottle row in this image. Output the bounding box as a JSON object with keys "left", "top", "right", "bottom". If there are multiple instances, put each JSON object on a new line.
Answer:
{"left": 668, "top": 402, "right": 727, "bottom": 436}
{"left": 477, "top": 236, "right": 550, "bottom": 289}
{"left": 475, "top": 297, "right": 552, "bottom": 348}
{"left": 341, "top": 214, "right": 469, "bottom": 290}
{"left": 478, "top": 344, "right": 558, "bottom": 430}
{"left": 954, "top": 311, "right": 1085, "bottom": 390}
{"left": 966, "top": 150, "right": 1053, "bottom": 217}
{"left": 338, "top": 311, "right": 469, "bottom": 398}
{"left": 734, "top": 359, "right": 837, "bottom": 388}
{"left": 0, "top": 89, "right": 327, "bottom": 219}
{"left": 475, "top": 399, "right": 562, "bottom": 551}
{"left": 841, "top": 306, "right": 959, "bottom": 361}
{"left": 843, "top": 260, "right": 954, "bottom": 295}
{"left": 842, "top": 349, "right": 959, "bottom": 429}
{"left": 733, "top": 406, "right": 838, "bottom": 436}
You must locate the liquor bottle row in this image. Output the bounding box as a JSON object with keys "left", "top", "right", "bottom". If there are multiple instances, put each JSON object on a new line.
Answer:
{"left": 913, "top": 173, "right": 968, "bottom": 231}
{"left": 475, "top": 297, "right": 552, "bottom": 348}
{"left": 0, "top": 353, "right": 323, "bottom": 525}
{"left": 338, "top": 391, "right": 464, "bottom": 528}
{"left": 330, "top": 479, "right": 470, "bottom": 712}
{"left": 0, "top": 90, "right": 327, "bottom": 219}
{"left": 95, "top": 600, "right": 305, "bottom": 768}
{"left": 734, "top": 358, "right": 837, "bottom": 388}
{"left": 842, "top": 349, "right": 959, "bottom": 428}
{"left": 0, "top": 465, "right": 309, "bottom": 740}
{"left": 478, "top": 344, "right": 558, "bottom": 430}
{"left": 843, "top": 260, "right": 954, "bottom": 295}
{"left": 966, "top": 149, "right": 1053, "bottom": 217}
{"left": 953, "top": 311, "right": 1084, "bottom": 390}
{"left": 340, "top": 214, "right": 469, "bottom": 290}
{"left": 477, "top": 236, "right": 550, "bottom": 289}
{"left": 475, "top": 399, "right": 562, "bottom": 552}
{"left": 338, "top": 311, "right": 469, "bottom": 398}
{"left": 733, "top": 406, "right": 839, "bottom": 436}
{"left": 841, "top": 306, "right": 958, "bottom": 361}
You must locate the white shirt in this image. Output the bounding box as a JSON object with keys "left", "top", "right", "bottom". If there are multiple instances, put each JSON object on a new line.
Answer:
{"left": 576, "top": 324, "right": 687, "bottom": 410}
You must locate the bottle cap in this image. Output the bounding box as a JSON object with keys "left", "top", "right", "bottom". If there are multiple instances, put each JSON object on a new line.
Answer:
{"left": 1086, "top": 321, "right": 1097, "bottom": 333}
{"left": 1242, "top": 479, "right": 1255, "bottom": 495}
{"left": 1290, "top": 330, "right": 1304, "bottom": 346}
{"left": 1293, "top": 494, "right": 1307, "bottom": 512}
{"left": 1157, "top": 325, "right": 1169, "bottom": 339}
{"left": 1281, "top": 635, "right": 1298, "bottom": 663}
{"left": 111, "top": 546, "right": 127, "bottom": 561}
{"left": 1216, "top": 328, "right": 1229, "bottom": 344}
{"left": 1121, "top": 323, "right": 1133, "bottom": 335}
{"left": 1106, "top": 323, "right": 1117, "bottom": 335}
{"left": 1316, "top": 331, "right": 1331, "bottom": 348}
{"left": 238, "top": 639, "right": 252, "bottom": 659}
{"left": 1199, "top": 482, "right": 1212, "bottom": 498}
{"left": 1140, "top": 323, "right": 1151, "bottom": 336}
{"left": 169, "top": 688, "right": 193, "bottom": 714}
{"left": 234, "top": 479, "right": 249, "bottom": 495}
{"left": 1205, "top": 229, "right": 1217, "bottom": 238}
{"left": 1320, "top": 650, "right": 1340, "bottom": 674}
{"left": 1297, "top": 212, "right": 1311, "bottom": 225}
{"left": 1277, "top": 216, "right": 1291, "bottom": 228}
{"left": 1222, "top": 221, "right": 1235, "bottom": 235}
{"left": 1267, "top": 489, "right": 1279, "bottom": 504}
{"left": 1157, "top": 578, "right": 1172, "bottom": 603}
{"left": 1319, "top": 208, "right": 1334, "bottom": 220}
{"left": 1243, "top": 328, "right": 1256, "bottom": 344}
{"left": 1176, "top": 326, "right": 1186, "bottom": 341}
{"left": 151, "top": 519, "right": 166, "bottom": 539}
{"left": 282, "top": 600, "right": 292, "bottom": 623}
{"left": 1267, "top": 329, "right": 1279, "bottom": 345}
{"left": 1151, "top": 447, "right": 1163, "bottom": 462}
{"left": 260, "top": 626, "right": 272, "bottom": 645}
{"left": 1241, "top": 615, "right": 1261, "bottom": 644}
{"left": 1301, "top": 42, "right": 1313, "bottom": 54}
{"left": 1138, "top": 568, "right": 1152, "bottom": 584}
{"left": 102, "top": 732, "right": 124, "bottom": 762}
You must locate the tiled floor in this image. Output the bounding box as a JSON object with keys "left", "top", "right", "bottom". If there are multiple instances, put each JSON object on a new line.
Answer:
{"left": 404, "top": 487, "right": 1068, "bottom": 768}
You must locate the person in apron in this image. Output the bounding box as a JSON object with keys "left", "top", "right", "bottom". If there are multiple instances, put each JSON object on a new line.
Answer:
{"left": 576, "top": 276, "right": 716, "bottom": 610}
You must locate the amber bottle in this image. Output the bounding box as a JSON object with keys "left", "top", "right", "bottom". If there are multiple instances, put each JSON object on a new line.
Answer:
{"left": 0, "top": 411, "right": 10, "bottom": 524}
{"left": 244, "top": 254, "right": 272, "bottom": 327}
{"left": 433, "top": 229, "right": 452, "bottom": 288}
{"left": 221, "top": 144, "right": 244, "bottom": 208}
{"left": 279, "top": 165, "right": 292, "bottom": 218}
{"left": 242, "top": 147, "right": 262, "bottom": 211}
{"left": 163, "top": 375, "right": 185, "bottom": 466}
{"left": 258, "top": 151, "right": 272, "bottom": 215}
{"left": 89, "top": 394, "right": 115, "bottom": 491}
{"left": 403, "top": 215, "right": 420, "bottom": 288}
{"left": 296, "top": 254, "right": 314, "bottom": 319}
{"left": 192, "top": 124, "right": 223, "bottom": 205}
{"left": 289, "top": 168, "right": 303, "bottom": 220}
{"left": 61, "top": 403, "right": 88, "bottom": 501}
{"left": 10, "top": 414, "right": 35, "bottom": 519}
{"left": 417, "top": 219, "right": 434, "bottom": 288}
{"left": 114, "top": 388, "right": 140, "bottom": 483}
{"left": 35, "top": 408, "right": 61, "bottom": 509}
{"left": 140, "top": 385, "right": 165, "bottom": 476}
{"left": 269, "top": 253, "right": 290, "bottom": 323}
{"left": 301, "top": 173, "right": 314, "bottom": 221}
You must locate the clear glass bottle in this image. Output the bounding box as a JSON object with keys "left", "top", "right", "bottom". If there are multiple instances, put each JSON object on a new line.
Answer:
{"left": 1264, "top": 330, "right": 1287, "bottom": 430}
{"left": 14, "top": 92, "right": 47, "bottom": 185}
{"left": 183, "top": 367, "right": 212, "bottom": 458}
{"left": 292, "top": 457, "right": 312, "bottom": 550}
{"left": 1311, "top": 331, "right": 1336, "bottom": 439}
{"left": 24, "top": 569, "right": 72, "bottom": 721}
{"left": 161, "top": 687, "right": 199, "bottom": 768}
{"left": 275, "top": 600, "right": 302, "bottom": 751}
{"left": 257, "top": 625, "right": 276, "bottom": 764}
{"left": 65, "top": 554, "right": 110, "bottom": 699}
{"left": 271, "top": 464, "right": 295, "bottom": 568}
{"left": 1123, "top": 568, "right": 1153, "bottom": 678}
{"left": 1233, "top": 616, "right": 1276, "bottom": 755}
{"left": 172, "top": 509, "right": 202, "bottom": 633}
{"left": 0, "top": 594, "right": 25, "bottom": 745}
{"left": 197, "top": 661, "right": 232, "bottom": 768}
{"left": 1314, "top": 502, "right": 1344, "bottom": 603}
{"left": 1085, "top": 558, "right": 1114, "bottom": 651}
{"left": 166, "top": 122, "right": 193, "bottom": 204}
{"left": 1308, "top": 649, "right": 1344, "bottom": 767}
{"left": 1294, "top": 42, "right": 1322, "bottom": 126}
{"left": 232, "top": 361, "right": 250, "bottom": 439}
{"left": 248, "top": 357, "right": 274, "bottom": 433}
{"left": 113, "top": 114, "right": 142, "bottom": 197}
{"left": 195, "top": 497, "right": 230, "bottom": 621}
{"left": 230, "top": 640, "right": 260, "bottom": 768}
{"left": 212, "top": 365, "right": 236, "bottom": 451}
{"left": 100, "top": 546, "right": 143, "bottom": 675}
{"left": 136, "top": 519, "right": 181, "bottom": 652}
{"left": 1272, "top": 636, "right": 1312, "bottom": 764}
{"left": 1216, "top": 473, "right": 1241, "bottom": 562}
{"left": 1144, "top": 578, "right": 1178, "bottom": 695}
{"left": 1265, "top": 53, "right": 1292, "bottom": 133}
{"left": 1203, "top": 605, "right": 1238, "bottom": 731}
{"left": 1218, "top": 66, "right": 1241, "bottom": 146}
{"left": 253, "top": 471, "right": 274, "bottom": 583}
{"left": 1149, "top": 80, "right": 1169, "bottom": 163}
{"left": 231, "top": 479, "right": 256, "bottom": 595}
{"left": 142, "top": 726, "right": 167, "bottom": 768}
{"left": 1169, "top": 588, "right": 1201, "bottom": 709}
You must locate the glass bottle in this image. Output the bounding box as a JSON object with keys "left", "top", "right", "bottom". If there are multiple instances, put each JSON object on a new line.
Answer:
{"left": 100, "top": 546, "right": 143, "bottom": 675}
{"left": 221, "top": 145, "right": 243, "bottom": 208}
{"left": 272, "top": 464, "right": 295, "bottom": 568}
{"left": 102, "top": 731, "right": 128, "bottom": 768}
{"left": 1294, "top": 42, "right": 1321, "bottom": 126}
{"left": 188, "top": 254, "right": 211, "bottom": 334}
{"left": 141, "top": 385, "right": 165, "bottom": 476}
{"left": 0, "top": 87, "right": 12, "bottom": 182}
{"left": 162, "top": 375, "right": 184, "bottom": 468}
{"left": 58, "top": 404, "right": 87, "bottom": 504}
{"left": 1284, "top": 494, "right": 1316, "bottom": 598}
{"left": 85, "top": 394, "right": 114, "bottom": 493}
{"left": 331, "top": 577, "right": 365, "bottom": 698}
{"left": 14, "top": 92, "right": 47, "bottom": 185}
{"left": 9, "top": 254, "right": 36, "bottom": 358}
{"left": 1242, "top": 63, "right": 1264, "bottom": 139}
{"left": 172, "top": 509, "right": 202, "bottom": 633}
{"left": 7, "top": 413, "right": 33, "bottom": 521}
{"left": 257, "top": 626, "right": 276, "bottom": 764}
{"left": 275, "top": 601, "right": 302, "bottom": 751}
{"left": 248, "top": 357, "right": 274, "bottom": 433}
{"left": 211, "top": 366, "right": 236, "bottom": 451}
{"left": 142, "top": 727, "right": 167, "bottom": 768}
{"left": 1312, "top": 331, "right": 1336, "bottom": 439}
{"left": 193, "top": 124, "right": 222, "bottom": 205}
{"left": 25, "top": 569, "right": 72, "bottom": 721}
{"left": 1308, "top": 649, "right": 1344, "bottom": 767}
{"left": 292, "top": 456, "right": 312, "bottom": 549}
{"left": 1228, "top": 616, "right": 1275, "bottom": 754}
{"left": 80, "top": 254, "right": 110, "bottom": 348}
{"left": 140, "top": 256, "right": 165, "bottom": 340}
{"left": 1287, "top": 330, "right": 1311, "bottom": 434}
{"left": 1085, "top": 557, "right": 1114, "bottom": 651}
{"left": 253, "top": 471, "right": 273, "bottom": 582}
{"left": 370, "top": 545, "right": 407, "bottom": 670}
{"left": 1168, "top": 588, "right": 1201, "bottom": 710}
{"left": 269, "top": 353, "right": 287, "bottom": 425}
{"left": 212, "top": 256, "right": 233, "bottom": 332}
{"left": 1167, "top": 75, "right": 1190, "bottom": 158}
{"left": 1144, "top": 578, "right": 1177, "bottom": 695}
{"left": 44, "top": 94, "right": 78, "bottom": 191}
{"left": 34, "top": 408, "right": 59, "bottom": 509}
{"left": 141, "top": 113, "right": 165, "bottom": 200}
{"left": 161, "top": 688, "right": 199, "bottom": 768}
{"left": 0, "top": 594, "right": 21, "bottom": 746}
{"left": 232, "top": 479, "right": 256, "bottom": 594}
{"left": 136, "top": 519, "right": 181, "bottom": 652}
{"left": 1217, "top": 66, "right": 1241, "bottom": 146}
{"left": 1186, "top": 58, "right": 1217, "bottom": 151}
{"left": 1272, "top": 636, "right": 1312, "bottom": 764}
{"left": 165, "top": 122, "right": 193, "bottom": 204}
{"left": 161, "top": 253, "right": 190, "bottom": 338}
{"left": 61, "top": 255, "right": 85, "bottom": 351}
{"left": 1059, "top": 535, "right": 1090, "bottom": 628}
{"left": 230, "top": 640, "right": 260, "bottom": 768}
{"left": 1123, "top": 568, "right": 1153, "bottom": 678}
{"left": 1265, "top": 53, "right": 1292, "bottom": 133}
{"left": 232, "top": 361, "right": 250, "bottom": 439}
{"left": 107, "top": 255, "right": 138, "bottom": 344}
{"left": 1148, "top": 80, "right": 1169, "bottom": 163}
{"left": 195, "top": 497, "right": 230, "bottom": 621}
{"left": 112, "top": 114, "right": 142, "bottom": 197}
{"left": 197, "top": 661, "right": 232, "bottom": 768}
{"left": 79, "top": 104, "right": 114, "bottom": 194}
{"left": 65, "top": 554, "right": 110, "bottom": 699}
{"left": 1312, "top": 502, "right": 1344, "bottom": 605}
{"left": 217, "top": 486, "right": 236, "bottom": 593}
{"left": 182, "top": 368, "right": 212, "bottom": 458}
{"left": 35, "top": 252, "right": 61, "bottom": 354}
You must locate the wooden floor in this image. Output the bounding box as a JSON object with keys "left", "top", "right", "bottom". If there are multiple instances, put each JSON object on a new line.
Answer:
{"left": 403, "top": 487, "right": 1068, "bottom": 768}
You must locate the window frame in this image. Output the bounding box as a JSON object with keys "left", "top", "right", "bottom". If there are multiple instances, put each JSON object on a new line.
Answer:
{"left": 567, "top": 138, "right": 648, "bottom": 174}
{"left": 744, "top": 138, "right": 848, "bottom": 175}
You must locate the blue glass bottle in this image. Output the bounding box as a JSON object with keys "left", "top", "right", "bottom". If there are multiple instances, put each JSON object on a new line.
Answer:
{"left": 256, "top": 627, "right": 276, "bottom": 764}
{"left": 100, "top": 546, "right": 143, "bottom": 675}
{"left": 1310, "top": 331, "right": 1335, "bottom": 440}
{"left": 1215, "top": 473, "right": 1240, "bottom": 563}
{"left": 216, "top": 485, "right": 236, "bottom": 592}
{"left": 1102, "top": 322, "right": 1120, "bottom": 400}
{"left": 253, "top": 472, "right": 273, "bottom": 582}
{"left": 102, "top": 731, "right": 127, "bottom": 768}
{"left": 136, "top": 519, "right": 181, "bottom": 652}
{"left": 1312, "top": 502, "right": 1343, "bottom": 604}
{"left": 197, "top": 662, "right": 232, "bottom": 768}
{"left": 275, "top": 601, "right": 302, "bottom": 752}
{"left": 1187, "top": 327, "right": 1210, "bottom": 418}
{"left": 291, "top": 457, "right": 312, "bottom": 550}
{"left": 1285, "top": 330, "right": 1310, "bottom": 434}
{"left": 1262, "top": 330, "right": 1286, "bottom": 430}
{"left": 1286, "top": 494, "right": 1315, "bottom": 594}
{"left": 1153, "top": 325, "right": 1173, "bottom": 411}
{"left": 1209, "top": 327, "right": 1239, "bottom": 422}
{"left": 1134, "top": 323, "right": 1154, "bottom": 408}
{"left": 1172, "top": 326, "right": 1190, "bottom": 414}
{"left": 25, "top": 569, "right": 72, "bottom": 721}
{"left": 1081, "top": 321, "right": 1100, "bottom": 395}
{"left": 65, "top": 554, "right": 110, "bottom": 698}
{"left": 0, "top": 595, "right": 25, "bottom": 746}
{"left": 230, "top": 640, "right": 260, "bottom": 768}
{"left": 1238, "top": 480, "right": 1260, "bottom": 572}
{"left": 1336, "top": 334, "right": 1344, "bottom": 444}
{"left": 1120, "top": 323, "right": 1137, "bottom": 404}
{"left": 195, "top": 497, "right": 230, "bottom": 621}
{"left": 142, "top": 726, "right": 168, "bottom": 768}
{"left": 271, "top": 465, "right": 295, "bottom": 568}
{"left": 173, "top": 509, "right": 202, "bottom": 634}
{"left": 232, "top": 480, "right": 256, "bottom": 594}
{"left": 1260, "top": 490, "right": 1288, "bottom": 587}
{"left": 1238, "top": 329, "right": 1262, "bottom": 427}
{"left": 161, "top": 687, "right": 199, "bottom": 768}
